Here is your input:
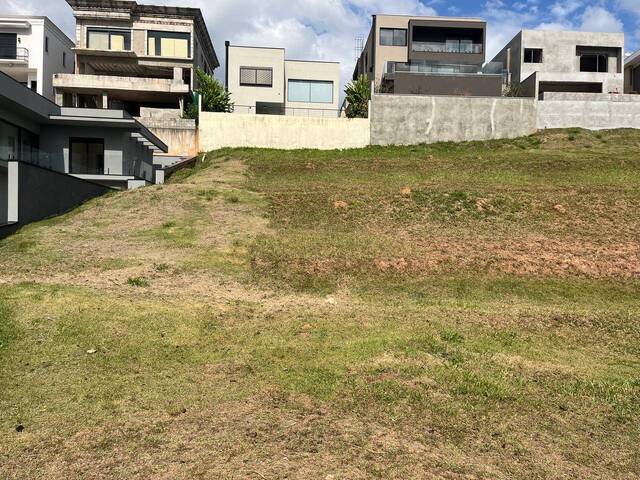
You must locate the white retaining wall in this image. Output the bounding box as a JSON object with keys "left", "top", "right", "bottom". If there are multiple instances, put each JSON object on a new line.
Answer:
{"left": 199, "top": 112, "right": 370, "bottom": 150}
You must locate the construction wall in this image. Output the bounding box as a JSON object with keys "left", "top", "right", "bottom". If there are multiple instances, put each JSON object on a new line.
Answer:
{"left": 537, "top": 93, "right": 640, "bottom": 130}
{"left": 138, "top": 114, "right": 198, "bottom": 157}
{"left": 370, "top": 94, "right": 537, "bottom": 145}
{"left": 199, "top": 112, "right": 370, "bottom": 150}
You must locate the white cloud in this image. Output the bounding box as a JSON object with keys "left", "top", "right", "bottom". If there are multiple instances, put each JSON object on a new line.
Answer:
{"left": 550, "top": 0, "right": 582, "bottom": 20}
{"left": 579, "top": 5, "right": 623, "bottom": 32}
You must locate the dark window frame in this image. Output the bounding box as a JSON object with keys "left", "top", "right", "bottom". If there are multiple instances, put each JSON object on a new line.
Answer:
{"left": 239, "top": 66, "right": 274, "bottom": 87}
{"left": 0, "top": 117, "right": 40, "bottom": 162}
{"left": 580, "top": 53, "right": 608, "bottom": 73}
{"left": 86, "top": 28, "right": 132, "bottom": 51}
{"left": 69, "top": 137, "right": 105, "bottom": 175}
{"left": 524, "top": 48, "right": 543, "bottom": 63}
{"left": 380, "top": 28, "right": 407, "bottom": 47}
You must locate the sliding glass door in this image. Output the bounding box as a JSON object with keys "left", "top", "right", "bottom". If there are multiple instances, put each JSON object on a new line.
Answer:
{"left": 70, "top": 138, "right": 104, "bottom": 175}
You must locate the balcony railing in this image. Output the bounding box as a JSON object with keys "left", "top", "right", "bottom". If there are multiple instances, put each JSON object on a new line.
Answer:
{"left": 0, "top": 47, "right": 29, "bottom": 62}
{"left": 385, "top": 61, "right": 504, "bottom": 76}
{"left": 412, "top": 41, "right": 483, "bottom": 54}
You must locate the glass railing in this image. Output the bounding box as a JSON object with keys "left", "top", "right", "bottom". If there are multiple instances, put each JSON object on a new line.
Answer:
{"left": 412, "top": 41, "right": 483, "bottom": 54}
{"left": 0, "top": 47, "right": 29, "bottom": 62}
{"left": 385, "top": 61, "right": 504, "bottom": 76}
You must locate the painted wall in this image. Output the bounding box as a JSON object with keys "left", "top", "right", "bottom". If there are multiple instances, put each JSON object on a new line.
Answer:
{"left": 199, "top": 112, "right": 370, "bottom": 150}
{"left": 370, "top": 94, "right": 537, "bottom": 145}
{"left": 227, "top": 46, "right": 286, "bottom": 111}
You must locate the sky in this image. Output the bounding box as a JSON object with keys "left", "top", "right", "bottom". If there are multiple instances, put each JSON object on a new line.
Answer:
{"left": 3, "top": 0, "right": 639, "bottom": 91}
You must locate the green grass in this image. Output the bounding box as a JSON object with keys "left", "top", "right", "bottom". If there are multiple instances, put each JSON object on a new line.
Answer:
{"left": 0, "top": 129, "right": 639, "bottom": 479}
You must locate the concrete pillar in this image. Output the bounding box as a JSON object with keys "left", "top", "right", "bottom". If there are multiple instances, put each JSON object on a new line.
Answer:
{"left": 173, "top": 67, "right": 183, "bottom": 84}
{"left": 102, "top": 92, "right": 108, "bottom": 109}
{"left": 54, "top": 89, "right": 63, "bottom": 106}
{"left": 72, "top": 93, "right": 79, "bottom": 108}
{"left": 179, "top": 97, "right": 184, "bottom": 115}
{"left": 7, "top": 162, "right": 18, "bottom": 223}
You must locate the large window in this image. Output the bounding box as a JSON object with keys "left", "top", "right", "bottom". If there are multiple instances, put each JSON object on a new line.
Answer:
{"left": 580, "top": 54, "right": 608, "bottom": 73}
{"left": 87, "top": 29, "right": 131, "bottom": 51}
{"left": 524, "top": 48, "right": 543, "bottom": 63}
{"left": 287, "top": 80, "right": 333, "bottom": 104}
{"left": 147, "top": 31, "right": 190, "bottom": 58}
{"left": 70, "top": 138, "right": 104, "bottom": 175}
{"left": 240, "top": 67, "right": 273, "bottom": 87}
{"left": 0, "top": 33, "right": 17, "bottom": 59}
{"left": 0, "top": 120, "right": 19, "bottom": 161}
{"left": 380, "top": 28, "right": 407, "bottom": 47}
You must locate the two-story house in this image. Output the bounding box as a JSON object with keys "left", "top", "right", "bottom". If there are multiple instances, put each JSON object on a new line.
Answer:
{"left": 0, "top": 16, "right": 74, "bottom": 101}
{"left": 52, "top": 0, "right": 219, "bottom": 116}
{"left": 353, "top": 14, "right": 503, "bottom": 96}
{"left": 491, "top": 30, "right": 625, "bottom": 99}
{"left": 225, "top": 43, "right": 341, "bottom": 117}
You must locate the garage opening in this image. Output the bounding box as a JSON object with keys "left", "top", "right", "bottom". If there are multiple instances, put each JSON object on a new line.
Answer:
{"left": 539, "top": 81, "right": 603, "bottom": 99}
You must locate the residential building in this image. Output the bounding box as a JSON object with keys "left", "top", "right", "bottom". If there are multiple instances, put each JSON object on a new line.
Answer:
{"left": 53, "top": 0, "right": 219, "bottom": 116}
{"left": 624, "top": 50, "right": 640, "bottom": 94}
{"left": 491, "top": 30, "right": 625, "bottom": 99}
{"left": 0, "top": 70, "right": 167, "bottom": 233}
{"left": 353, "top": 14, "right": 503, "bottom": 96}
{"left": 225, "top": 43, "right": 341, "bottom": 117}
{"left": 0, "top": 16, "right": 74, "bottom": 101}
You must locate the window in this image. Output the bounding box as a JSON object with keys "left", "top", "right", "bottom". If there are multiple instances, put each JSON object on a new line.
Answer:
{"left": 0, "top": 33, "right": 17, "bottom": 59}
{"left": 580, "top": 54, "right": 608, "bottom": 72}
{"left": 87, "top": 29, "right": 131, "bottom": 51}
{"left": 240, "top": 67, "right": 273, "bottom": 87}
{"left": 69, "top": 138, "right": 104, "bottom": 175}
{"left": 62, "top": 52, "right": 66, "bottom": 67}
{"left": 45, "top": 36, "right": 49, "bottom": 53}
{"left": 0, "top": 119, "right": 19, "bottom": 161}
{"left": 524, "top": 48, "right": 543, "bottom": 63}
{"left": 287, "top": 80, "right": 333, "bottom": 103}
{"left": 30, "top": 80, "right": 37, "bottom": 92}
{"left": 147, "top": 31, "right": 190, "bottom": 58}
{"left": 380, "top": 28, "right": 407, "bottom": 47}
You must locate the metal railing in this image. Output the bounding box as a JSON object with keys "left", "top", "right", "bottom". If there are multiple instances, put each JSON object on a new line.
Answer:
{"left": 0, "top": 47, "right": 29, "bottom": 62}
{"left": 232, "top": 105, "right": 341, "bottom": 118}
{"left": 412, "top": 41, "right": 483, "bottom": 54}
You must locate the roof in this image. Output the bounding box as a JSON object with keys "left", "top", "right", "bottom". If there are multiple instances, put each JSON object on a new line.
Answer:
{"left": 65, "top": 0, "right": 219, "bottom": 68}
{"left": 626, "top": 49, "right": 640, "bottom": 68}
{"left": 373, "top": 14, "right": 484, "bottom": 22}
{"left": 0, "top": 15, "right": 74, "bottom": 48}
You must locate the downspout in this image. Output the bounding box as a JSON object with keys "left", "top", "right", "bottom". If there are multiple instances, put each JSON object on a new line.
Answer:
{"left": 372, "top": 15, "right": 377, "bottom": 84}
{"left": 224, "top": 40, "right": 230, "bottom": 91}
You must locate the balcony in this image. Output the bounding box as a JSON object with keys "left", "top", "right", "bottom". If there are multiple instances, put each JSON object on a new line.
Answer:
{"left": 412, "top": 41, "right": 483, "bottom": 54}
{"left": 385, "top": 61, "right": 505, "bottom": 76}
{"left": 0, "top": 47, "right": 29, "bottom": 64}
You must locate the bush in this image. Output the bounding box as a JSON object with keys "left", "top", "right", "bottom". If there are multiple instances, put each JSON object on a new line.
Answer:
{"left": 186, "top": 68, "right": 234, "bottom": 118}
{"left": 344, "top": 75, "right": 371, "bottom": 118}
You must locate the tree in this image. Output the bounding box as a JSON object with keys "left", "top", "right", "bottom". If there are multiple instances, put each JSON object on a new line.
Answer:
{"left": 504, "top": 82, "right": 525, "bottom": 98}
{"left": 193, "top": 67, "right": 234, "bottom": 114}
{"left": 344, "top": 75, "right": 371, "bottom": 119}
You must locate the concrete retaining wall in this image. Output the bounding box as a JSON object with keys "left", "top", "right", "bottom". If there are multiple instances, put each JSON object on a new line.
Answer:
{"left": 370, "top": 94, "right": 537, "bottom": 146}
{"left": 138, "top": 116, "right": 198, "bottom": 157}
{"left": 537, "top": 93, "right": 640, "bottom": 130}
{"left": 199, "top": 112, "right": 370, "bottom": 150}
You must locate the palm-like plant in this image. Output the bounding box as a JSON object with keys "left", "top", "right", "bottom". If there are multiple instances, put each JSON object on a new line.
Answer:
{"left": 344, "top": 75, "right": 371, "bottom": 118}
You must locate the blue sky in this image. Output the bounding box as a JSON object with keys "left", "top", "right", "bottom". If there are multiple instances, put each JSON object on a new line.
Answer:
{"left": 4, "top": 0, "right": 639, "bottom": 86}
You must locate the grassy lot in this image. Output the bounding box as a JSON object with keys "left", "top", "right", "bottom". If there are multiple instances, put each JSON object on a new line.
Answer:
{"left": 0, "top": 129, "right": 639, "bottom": 479}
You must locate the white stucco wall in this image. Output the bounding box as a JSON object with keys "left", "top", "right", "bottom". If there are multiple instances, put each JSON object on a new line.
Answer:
{"left": 199, "top": 112, "right": 370, "bottom": 150}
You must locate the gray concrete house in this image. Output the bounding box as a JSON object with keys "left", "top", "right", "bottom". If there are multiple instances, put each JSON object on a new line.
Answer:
{"left": 0, "top": 16, "right": 75, "bottom": 101}
{"left": 225, "top": 43, "right": 341, "bottom": 117}
{"left": 1, "top": 71, "right": 167, "bottom": 236}
{"left": 624, "top": 50, "right": 640, "bottom": 94}
{"left": 353, "top": 14, "right": 503, "bottom": 96}
{"left": 52, "top": 0, "right": 219, "bottom": 116}
{"left": 491, "top": 30, "right": 625, "bottom": 99}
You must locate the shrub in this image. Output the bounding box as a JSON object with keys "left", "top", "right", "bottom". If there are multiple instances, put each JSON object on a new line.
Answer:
{"left": 344, "top": 75, "right": 371, "bottom": 118}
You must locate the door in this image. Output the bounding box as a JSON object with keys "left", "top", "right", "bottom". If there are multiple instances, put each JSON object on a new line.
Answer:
{"left": 69, "top": 139, "right": 104, "bottom": 175}
{"left": 0, "top": 33, "right": 17, "bottom": 60}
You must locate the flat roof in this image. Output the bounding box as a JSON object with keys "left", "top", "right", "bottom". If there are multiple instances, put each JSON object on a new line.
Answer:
{"left": 227, "top": 43, "right": 339, "bottom": 64}
{"left": 373, "top": 14, "right": 484, "bottom": 22}
{"left": 0, "top": 15, "right": 74, "bottom": 48}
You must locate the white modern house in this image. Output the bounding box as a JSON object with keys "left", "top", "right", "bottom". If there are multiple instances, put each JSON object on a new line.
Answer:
{"left": 491, "top": 30, "right": 625, "bottom": 99}
{"left": 0, "top": 16, "right": 74, "bottom": 101}
{"left": 225, "top": 42, "right": 341, "bottom": 117}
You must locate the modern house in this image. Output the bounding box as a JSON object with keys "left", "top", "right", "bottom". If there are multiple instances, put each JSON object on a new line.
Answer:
{"left": 352, "top": 14, "right": 503, "bottom": 96}
{"left": 225, "top": 43, "right": 341, "bottom": 117}
{"left": 624, "top": 50, "right": 640, "bottom": 94}
{"left": 0, "top": 16, "right": 74, "bottom": 101}
{"left": 52, "top": 0, "right": 219, "bottom": 116}
{"left": 0, "top": 70, "right": 167, "bottom": 236}
{"left": 491, "top": 30, "right": 625, "bottom": 99}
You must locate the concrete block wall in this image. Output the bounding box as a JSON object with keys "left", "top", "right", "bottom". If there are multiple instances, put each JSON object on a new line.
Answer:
{"left": 537, "top": 94, "right": 640, "bottom": 130}
{"left": 370, "top": 94, "right": 537, "bottom": 146}
{"left": 199, "top": 113, "right": 371, "bottom": 150}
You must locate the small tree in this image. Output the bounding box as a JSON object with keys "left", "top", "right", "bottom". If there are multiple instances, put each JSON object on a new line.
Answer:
{"left": 504, "top": 82, "right": 525, "bottom": 97}
{"left": 194, "top": 67, "right": 234, "bottom": 113}
{"left": 344, "top": 75, "right": 371, "bottom": 118}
